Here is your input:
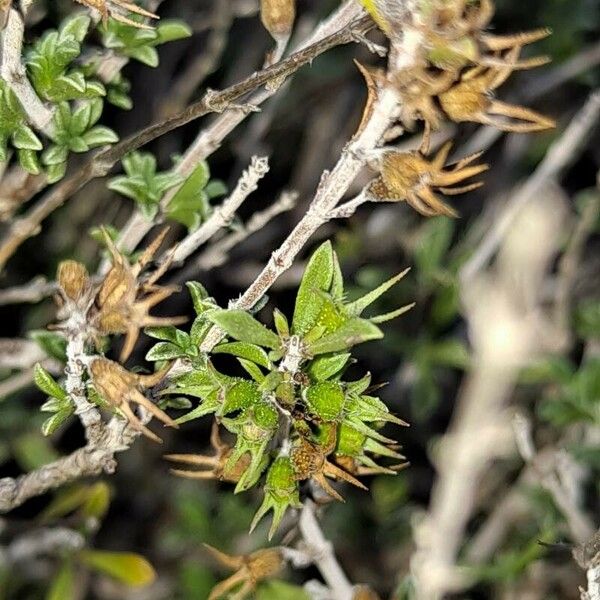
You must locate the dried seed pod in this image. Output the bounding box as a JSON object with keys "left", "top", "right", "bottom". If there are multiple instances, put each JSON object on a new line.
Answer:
{"left": 368, "top": 141, "right": 488, "bottom": 218}
{"left": 94, "top": 228, "right": 186, "bottom": 362}
{"left": 204, "top": 544, "right": 284, "bottom": 600}
{"left": 260, "top": 0, "right": 295, "bottom": 43}
{"left": 89, "top": 357, "right": 178, "bottom": 443}
{"left": 57, "top": 260, "right": 91, "bottom": 303}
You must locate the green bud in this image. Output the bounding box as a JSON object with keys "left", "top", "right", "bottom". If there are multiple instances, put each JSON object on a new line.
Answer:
{"left": 250, "top": 457, "right": 301, "bottom": 540}
{"left": 220, "top": 379, "right": 262, "bottom": 415}
{"left": 222, "top": 402, "right": 278, "bottom": 493}
{"left": 336, "top": 422, "right": 367, "bottom": 456}
{"left": 304, "top": 381, "right": 345, "bottom": 421}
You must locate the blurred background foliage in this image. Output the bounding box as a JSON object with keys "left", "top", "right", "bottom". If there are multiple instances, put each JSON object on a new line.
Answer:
{"left": 0, "top": 0, "right": 599, "bottom": 598}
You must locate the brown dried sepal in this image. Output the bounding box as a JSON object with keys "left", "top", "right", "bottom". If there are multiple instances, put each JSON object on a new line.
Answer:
{"left": 368, "top": 140, "right": 488, "bottom": 218}
{"left": 165, "top": 422, "right": 251, "bottom": 483}
{"left": 74, "top": 0, "right": 158, "bottom": 29}
{"left": 57, "top": 260, "right": 91, "bottom": 303}
{"left": 291, "top": 437, "right": 367, "bottom": 502}
{"left": 89, "top": 357, "right": 178, "bottom": 443}
{"left": 93, "top": 227, "right": 186, "bottom": 362}
{"left": 205, "top": 544, "right": 284, "bottom": 600}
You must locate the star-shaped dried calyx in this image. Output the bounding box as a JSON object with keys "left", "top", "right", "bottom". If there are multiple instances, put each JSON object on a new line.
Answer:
{"left": 93, "top": 227, "right": 186, "bottom": 362}
{"left": 290, "top": 436, "right": 367, "bottom": 502}
{"left": 74, "top": 0, "right": 158, "bottom": 29}
{"left": 437, "top": 44, "right": 555, "bottom": 132}
{"left": 165, "top": 422, "right": 251, "bottom": 483}
{"left": 89, "top": 357, "right": 178, "bottom": 442}
{"left": 367, "top": 139, "right": 488, "bottom": 217}
{"left": 204, "top": 544, "right": 284, "bottom": 600}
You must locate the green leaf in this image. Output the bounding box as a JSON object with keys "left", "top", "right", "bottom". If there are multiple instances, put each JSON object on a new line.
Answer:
{"left": 30, "top": 330, "right": 68, "bottom": 362}
{"left": 519, "top": 356, "right": 574, "bottom": 385}
{"left": 144, "top": 326, "right": 181, "bottom": 345}
{"left": 81, "top": 482, "right": 111, "bottom": 520}
{"left": 82, "top": 126, "right": 118, "bottom": 147}
{"left": 78, "top": 550, "right": 156, "bottom": 587}
{"left": 205, "top": 179, "right": 227, "bottom": 198}
{"left": 167, "top": 162, "right": 212, "bottom": 231}
{"left": 12, "top": 126, "right": 43, "bottom": 150}
{"left": 308, "top": 319, "right": 382, "bottom": 355}
{"left": 426, "top": 339, "right": 470, "bottom": 369}
{"left": 17, "top": 148, "right": 41, "bottom": 175}
{"left": 146, "top": 342, "right": 188, "bottom": 361}
{"left": 46, "top": 161, "right": 68, "bottom": 183}
{"left": 237, "top": 358, "right": 266, "bottom": 382}
{"left": 414, "top": 217, "right": 455, "bottom": 281}
{"left": 370, "top": 303, "right": 415, "bottom": 324}
{"left": 47, "top": 561, "right": 76, "bottom": 600}
{"left": 156, "top": 20, "right": 192, "bottom": 43}
{"left": 292, "top": 241, "right": 334, "bottom": 336}
{"left": 62, "top": 14, "right": 91, "bottom": 42}
{"left": 207, "top": 309, "right": 280, "bottom": 349}
{"left": 42, "top": 408, "right": 74, "bottom": 436}
{"left": 13, "top": 432, "right": 60, "bottom": 470}
{"left": 128, "top": 45, "right": 159, "bottom": 66}
{"left": 308, "top": 352, "right": 351, "bottom": 381}
{"left": 213, "top": 342, "right": 271, "bottom": 368}
{"left": 40, "top": 485, "right": 91, "bottom": 522}
{"left": 34, "top": 363, "right": 68, "bottom": 400}
{"left": 346, "top": 268, "right": 410, "bottom": 317}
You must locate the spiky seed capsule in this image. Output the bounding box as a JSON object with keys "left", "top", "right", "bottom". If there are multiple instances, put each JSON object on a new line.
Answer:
{"left": 304, "top": 381, "right": 346, "bottom": 421}
{"left": 57, "top": 260, "right": 90, "bottom": 302}
{"left": 260, "top": 0, "right": 295, "bottom": 39}
{"left": 222, "top": 380, "right": 262, "bottom": 414}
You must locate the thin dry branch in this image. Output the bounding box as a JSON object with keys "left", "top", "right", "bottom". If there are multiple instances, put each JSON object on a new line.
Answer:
{"left": 411, "top": 193, "right": 566, "bottom": 600}
{"left": 0, "top": 12, "right": 372, "bottom": 271}
{"left": 115, "top": 0, "right": 368, "bottom": 256}
{"left": 0, "top": 8, "right": 54, "bottom": 134}
{"left": 194, "top": 190, "right": 298, "bottom": 272}
{"left": 297, "top": 502, "right": 355, "bottom": 600}
{"left": 170, "top": 155, "right": 270, "bottom": 265}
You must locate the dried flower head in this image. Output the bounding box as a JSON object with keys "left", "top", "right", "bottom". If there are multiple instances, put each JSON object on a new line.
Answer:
{"left": 204, "top": 544, "right": 284, "bottom": 600}
{"left": 165, "top": 422, "right": 251, "bottom": 483}
{"left": 291, "top": 437, "right": 367, "bottom": 502}
{"left": 367, "top": 139, "right": 488, "bottom": 217}
{"left": 74, "top": 0, "right": 158, "bottom": 29}
{"left": 94, "top": 227, "right": 186, "bottom": 362}
{"left": 89, "top": 357, "right": 178, "bottom": 442}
